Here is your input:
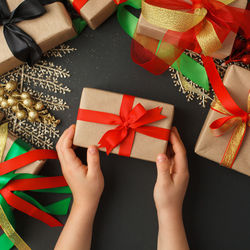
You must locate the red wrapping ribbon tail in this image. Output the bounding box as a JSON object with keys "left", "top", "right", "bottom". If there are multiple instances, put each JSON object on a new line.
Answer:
{"left": 0, "top": 150, "right": 58, "bottom": 176}
{"left": 0, "top": 177, "right": 68, "bottom": 227}
{"left": 1, "top": 190, "right": 63, "bottom": 227}
{"left": 119, "top": 129, "right": 136, "bottom": 157}
{"left": 201, "top": 55, "right": 246, "bottom": 117}
{"left": 5, "top": 177, "right": 68, "bottom": 191}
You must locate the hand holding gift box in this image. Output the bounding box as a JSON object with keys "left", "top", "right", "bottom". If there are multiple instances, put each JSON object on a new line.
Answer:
{"left": 74, "top": 88, "right": 174, "bottom": 162}
{"left": 195, "top": 65, "right": 250, "bottom": 175}
{"left": 0, "top": 0, "right": 76, "bottom": 75}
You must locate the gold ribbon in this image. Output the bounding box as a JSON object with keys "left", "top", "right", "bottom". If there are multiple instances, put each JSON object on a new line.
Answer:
{"left": 141, "top": 0, "right": 235, "bottom": 56}
{"left": 210, "top": 94, "right": 250, "bottom": 167}
{"left": 0, "top": 205, "right": 31, "bottom": 250}
{"left": 0, "top": 123, "right": 31, "bottom": 249}
{"left": 0, "top": 122, "right": 8, "bottom": 162}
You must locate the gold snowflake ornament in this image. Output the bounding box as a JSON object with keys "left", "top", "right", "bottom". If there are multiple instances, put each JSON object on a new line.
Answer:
{"left": 0, "top": 44, "right": 76, "bottom": 149}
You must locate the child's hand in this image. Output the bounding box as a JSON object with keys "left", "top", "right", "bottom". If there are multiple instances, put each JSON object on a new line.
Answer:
{"left": 154, "top": 127, "right": 189, "bottom": 217}
{"left": 56, "top": 125, "right": 104, "bottom": 212}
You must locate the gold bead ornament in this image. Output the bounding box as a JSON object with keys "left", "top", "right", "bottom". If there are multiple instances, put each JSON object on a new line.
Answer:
{"left": 0, "top": 80, "right": 60, "bottom": 127}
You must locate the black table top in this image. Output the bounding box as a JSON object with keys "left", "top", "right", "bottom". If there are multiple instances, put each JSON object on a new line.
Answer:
{"left": 15, "top": 13, "right": 250, "bottom": 250}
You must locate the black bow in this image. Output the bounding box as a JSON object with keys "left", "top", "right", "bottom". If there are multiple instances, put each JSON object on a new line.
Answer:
{"left": 0, "top": 0, "right": 47, "bottom": 65}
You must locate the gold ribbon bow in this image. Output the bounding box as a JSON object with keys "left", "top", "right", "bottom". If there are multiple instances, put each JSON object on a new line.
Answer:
{"left": 210, "top": 93, "right": 250, "bottom": 167}
{"left": 141, "top": 0, "right": 235, "bottom": 56}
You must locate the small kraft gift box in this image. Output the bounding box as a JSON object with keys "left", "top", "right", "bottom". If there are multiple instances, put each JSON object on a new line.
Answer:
{"left": 0, "top": 0, "right": 76, "bottom": 76}
{"left": 195, "top": 65, "right": 250, "bottom": 176}
{"left": 136, "top": 0, "right": 248, "bottom": 59}
{"left": 74, "top": 88, "right": 174, "bottom": 162}
{"left": 70, "top": 0, "right": 118, "bottom": 30}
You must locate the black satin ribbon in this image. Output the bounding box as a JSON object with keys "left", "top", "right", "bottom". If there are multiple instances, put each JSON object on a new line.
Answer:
{"left": 0, "top": 0, "right": 53, "bottom": 65}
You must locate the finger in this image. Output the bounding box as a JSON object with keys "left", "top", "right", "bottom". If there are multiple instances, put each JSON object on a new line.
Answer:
{"left": 156, "top": 154, "right": 172, "bottom": 184}
{"left": 58, "top": 125, "right": 83, "bottom": 168}
{"left": 87, "top": 145, "right": 101, "bottom": 175}
{"left": 170, "top": 127, "right": 187, "bottom": 171}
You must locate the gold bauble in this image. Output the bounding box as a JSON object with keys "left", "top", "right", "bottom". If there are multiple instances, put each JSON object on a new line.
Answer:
{"left": 16, "top": 110, "right": 27, "bottom": 120}
{"left": 7, "top": 96, "right": 17, "bottom": 106}
{"left": 0, "top": 88, "right": 4, "bottom": 96}
{"left": 28, "top": 110, "right": 39, "bottom": 121}
{"left": 23, "top": 98, "right": 33, "bottom": 107}
{"left": 12, "top": 105, "right": 19, "bottom": 112}
{"left": 21, "top": 92, "right": 30, "bottom": 100}
{"left": 5, "top": 80, "right": 17, "bottom": 92}
{"left": 34, "top": 101, "right": 44, "bottom": 111}
{"left": 1, "top": 99, "right": 8, "bottom": 108}
{"left": 0, "top": 96, "right": 3, "bottom": 102}
{"left": 12, "top": 91, "right": 19, "bottom": 98}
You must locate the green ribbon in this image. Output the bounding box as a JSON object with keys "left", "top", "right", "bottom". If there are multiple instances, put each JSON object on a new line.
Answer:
{"left": 117, "top": 0, "right": 210, "bottom": 90}
{"left": 72, "top": 17, "right": 87, "bottom": 36}
{"left": 0, "top": 139, "right": 72, "bottom": 250}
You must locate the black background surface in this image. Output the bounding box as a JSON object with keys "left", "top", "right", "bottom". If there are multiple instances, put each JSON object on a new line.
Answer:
{"left": 14, "top": 13, "right": 250, "bottom": 250}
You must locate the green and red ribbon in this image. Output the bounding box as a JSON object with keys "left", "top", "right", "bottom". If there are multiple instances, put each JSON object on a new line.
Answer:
{"left": 0, "top": 139, "right": 71, "bottom": 250}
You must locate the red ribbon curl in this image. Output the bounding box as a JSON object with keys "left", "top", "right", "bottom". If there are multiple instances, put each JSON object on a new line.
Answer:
{"left": 77, "top": 95, "right": 170, "bottom": 157}
{"left": 0, "top": 149, "right": 69, "bottom": 227}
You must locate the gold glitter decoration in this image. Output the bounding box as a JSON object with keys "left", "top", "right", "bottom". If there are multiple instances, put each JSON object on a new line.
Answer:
{"left": 0, "top": 81, "right": 60, "bottom": 126}
{"left": 170, "top": 49, "right": 250, "bottom": 108}
{"left": 0, "top": 44, "right": 76, "bottom": 149}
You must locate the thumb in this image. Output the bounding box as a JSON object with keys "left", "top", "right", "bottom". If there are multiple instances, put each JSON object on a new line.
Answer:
{"left": 87, "top": 145, "right": 101, "bottom": 175}
{"left": 156, "top": 154, "right": 172, "bottom": 183}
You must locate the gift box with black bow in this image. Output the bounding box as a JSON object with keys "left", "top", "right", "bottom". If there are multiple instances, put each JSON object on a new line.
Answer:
{"left": 0, "top": 0, "right": 76, "bottom": 75}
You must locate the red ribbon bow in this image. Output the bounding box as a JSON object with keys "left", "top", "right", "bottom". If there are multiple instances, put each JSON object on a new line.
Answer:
{"left": 0, "top": 149, "right": 68, "bottom": 227}
{"left": 77, "top": 94, "right": 170, "bottom": 157}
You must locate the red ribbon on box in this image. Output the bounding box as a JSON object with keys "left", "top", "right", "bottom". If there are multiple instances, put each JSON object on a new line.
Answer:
{"left": 77, "top": 94, "right": 170, "bottom": 157}
{"left": 202, "top": 55, "right": 250, "bottom": 167}
{"left": 0, "top": 149, "right": 69, "bottom": 227}
{"left": 72, "top": 0, "right": 127, "bottom": 14}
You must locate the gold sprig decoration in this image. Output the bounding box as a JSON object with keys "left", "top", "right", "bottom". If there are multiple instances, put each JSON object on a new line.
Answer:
{"left": 0, "top": 80, "right": 60, "bottom": 127}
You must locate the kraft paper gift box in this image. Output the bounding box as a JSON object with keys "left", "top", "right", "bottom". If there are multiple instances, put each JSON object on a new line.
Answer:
{"left": 0, "top": 0, "right": 76, "bottom": 76}
{"left": 136, "top": 0, "right": 248, "bottom": 59}
{"left": 195, "top": 65, "right": 250, "bottom": 175}
{"left": 73, "top": 88, "right": 174, "bottom": 162}
{"left": 70, "top": 0, "right": 117, "bottom": 30}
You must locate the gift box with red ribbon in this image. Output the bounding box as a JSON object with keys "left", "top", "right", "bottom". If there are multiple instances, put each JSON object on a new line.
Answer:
{"left": 70, "top": 0, "right": 126, "bottom": 30}
{"left": 195, "top": 65, "right": 250, "bottom": 175}
{"left": 74, "top": 88, "right": 174, "bottom": 162}
{"left": 0, "top": 0, "right": 76, "bottom": 76}
{"left": 136, "top": 0, "right": 248, "bottom": 60}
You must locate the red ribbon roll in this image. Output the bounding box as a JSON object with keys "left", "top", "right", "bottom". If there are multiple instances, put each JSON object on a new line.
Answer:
{"left": 77, "top": 94, "right": 170, "bottom": 157}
